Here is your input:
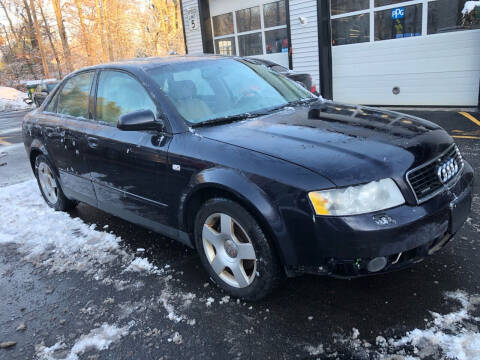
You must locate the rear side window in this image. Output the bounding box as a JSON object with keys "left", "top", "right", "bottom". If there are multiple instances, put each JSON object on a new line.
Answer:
{"left": 44, "top": 91, "right": 59, "bottom": 112}
{"left": 95, "top": 71, "right": 157, "bottom": 124}
{"left": 57, "top": 72, "right": 94, "bottom": 118}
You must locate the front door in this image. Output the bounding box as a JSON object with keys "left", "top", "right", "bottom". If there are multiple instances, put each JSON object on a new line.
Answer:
{"left": 82, "top": 70, "right": 173, "bottom": 232}
{"left": 42, "top": 71, "right": 96, "bottom": 205}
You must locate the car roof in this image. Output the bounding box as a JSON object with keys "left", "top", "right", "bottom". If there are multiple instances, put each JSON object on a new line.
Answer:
{"left": 79, "top": 54, "right": 232, "bottom": 73}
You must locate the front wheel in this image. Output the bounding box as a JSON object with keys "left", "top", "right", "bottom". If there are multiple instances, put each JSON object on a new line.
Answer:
{"left": 34, "top": 154, "right": 78, "bottom": 211}
{"left": 194, "top": 198, "right": 283, "bottom": 301}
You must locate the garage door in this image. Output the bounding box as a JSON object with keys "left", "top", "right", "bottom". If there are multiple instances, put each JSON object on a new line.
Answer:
{"left": 330, "top": 0, "right": 480, "bottom": 106}
{"left": 209, "top": 0, "right": 289, "bottom": 67}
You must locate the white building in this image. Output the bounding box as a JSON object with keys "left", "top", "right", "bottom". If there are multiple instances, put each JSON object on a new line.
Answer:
{"left": 180, "top": 0, "right": 480, "bottom": 106}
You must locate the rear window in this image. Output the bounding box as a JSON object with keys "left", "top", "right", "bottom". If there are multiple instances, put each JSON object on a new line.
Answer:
{"left": 57, "top": 72, "right": 94, "bottom": 118}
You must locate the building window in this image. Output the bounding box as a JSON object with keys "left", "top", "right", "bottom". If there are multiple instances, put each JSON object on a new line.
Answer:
{"left": 265, "top": 28, "right": 288, "bottom": 53}
{"left": 331, "top": 0, "right": 369, "bottom": 16}
{"left": 331, "top": 14, "right": 370, "bottom": 46}
{"left": 263, "top": 1, "right": 286, "bottom": 28}
{"left": 374, "top": 0, "right": 408, "bottom": 7}
{"left": 212, "top": 13, "right": 234, "bottom": 36}
{"left": 211, "top": 2, "right": 288, "bottom": 60}
{"left": 428, "top": 0, "right": 480, "bottom": 34}
{"left": 236, "top": 6, "right": 261, "bottom": 32}
{"left": 238, "top": 32, "right": 263, "bottom": 56}
{"left": 214, "top": 37, "right": 236, "bottom": 56}
{"left": 375, "top": 4, "right": 422, "bottom": 40}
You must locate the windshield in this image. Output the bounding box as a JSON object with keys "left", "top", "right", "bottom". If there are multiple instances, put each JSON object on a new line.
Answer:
{"left": 148, "top": 58, "right": 315, "bottom": 124}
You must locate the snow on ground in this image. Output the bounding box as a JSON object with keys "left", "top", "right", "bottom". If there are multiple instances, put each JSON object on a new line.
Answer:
{"left": 306, "top": 290, "right": 480, "bottom": 359}
{"left": 3, "top": 180, "right": 480, "bottom": 359}
{"left": 36, "top": 322, "right": 133, "bottom": 360}
{"left": 124, "top": 257, "right": 161, "bottom": 274}
{"left": 0, "top": 180, "right": 131, "bottom": 275}
{"left": 462, "top": 1, "right": 480, "bottom": 15}
{"left": 0, "top": 86, "right": 32, "bottom": 111}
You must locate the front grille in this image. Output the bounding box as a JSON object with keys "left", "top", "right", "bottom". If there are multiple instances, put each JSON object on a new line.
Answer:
{"left": 406, "top": 144, "right": 464, "bottom": 203}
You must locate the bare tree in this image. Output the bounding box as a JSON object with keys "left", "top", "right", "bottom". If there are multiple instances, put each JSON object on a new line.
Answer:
{"left": 38, "top": 0, "right": 62, "bottom": 77}
{"left": 73, "top": 0, "right": 92, "bottom": 65}
{"left": 51, "top": 0, "right": 72, "bottom": 72}
{"left": 29, "top": 0, "right": 50, "bottom": 77}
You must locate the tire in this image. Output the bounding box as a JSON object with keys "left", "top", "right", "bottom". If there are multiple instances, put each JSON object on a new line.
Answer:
{"left": 34, "top": 154, "right": 78, "bottom": 211}
{"left": 194, "top": 198, "right": 283, "bottom": 301}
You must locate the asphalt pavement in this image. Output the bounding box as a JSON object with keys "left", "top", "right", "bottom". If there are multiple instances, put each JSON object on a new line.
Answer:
{"left": 0, "top": 108, "right": 479, "bottom": 359}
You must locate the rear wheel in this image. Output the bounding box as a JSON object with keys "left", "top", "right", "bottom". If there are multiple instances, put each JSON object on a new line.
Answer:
{"left": 194, "top": 198, "right": 283, "bottom": 301}
{"left": 34, "top": 154, "right": 78, "bottom": 211}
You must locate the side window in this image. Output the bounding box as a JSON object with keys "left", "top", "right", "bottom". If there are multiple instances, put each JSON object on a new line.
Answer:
{"left": 44, "top": 90, "right": 59, "bottom": 112}
{"left": 57, "top": 72, "right": 94, "bottom": 118}
{"left": 95, "top": 71, "right": 157, "bottom": 124}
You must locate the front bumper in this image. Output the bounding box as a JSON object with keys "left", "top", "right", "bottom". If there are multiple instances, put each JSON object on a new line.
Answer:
{"left": 292, "top": 161, "right": 474, "bottom": 278}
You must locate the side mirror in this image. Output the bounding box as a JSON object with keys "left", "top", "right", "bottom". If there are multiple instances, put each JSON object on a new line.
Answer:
{"left": 117, "top": 109, "right": 163, "bottom": 132}
{"left": 23, "top": 98, "right": 33, "bottom": 105}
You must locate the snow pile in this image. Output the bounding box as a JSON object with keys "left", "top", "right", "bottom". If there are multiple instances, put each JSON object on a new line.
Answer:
{"left": 462, "top": 1, "right": 480, "bottom": 15}
{"left": 388, "top": 291, "right": 480, "bottom": 359}
{"left": 124, "top": 257, "right": 161, "bottom": 274}
{"left": 320, "top": 290, "right": 480, "bottom": 359}
{"left": 0, "top": 180, "right": 129, "bottom": 275}
{"left": 303, "top": 291, "right": 480, "bottom": 359}
{"left": 36, "top": 322, "right": 132, "bottom": 360}
{"left": 0, "top": 86, "right": 32, "bottom": 111}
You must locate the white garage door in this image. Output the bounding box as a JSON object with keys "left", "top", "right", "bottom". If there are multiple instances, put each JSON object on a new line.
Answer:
{"left": 209, "top": 0, "right": 290, "bottom": 67}
{"left": 331, "top": 0, "right": 480, "bottom": 106}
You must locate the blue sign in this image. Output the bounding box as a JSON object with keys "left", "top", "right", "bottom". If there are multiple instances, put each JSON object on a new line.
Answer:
{"left": 391, "top": 7, "right": 405, "bottom": 19}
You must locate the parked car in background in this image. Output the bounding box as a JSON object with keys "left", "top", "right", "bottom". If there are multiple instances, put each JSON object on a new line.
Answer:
{"left": 23, "top": 56, "right": 473, "bottom": 300}
{"left": 248, "top": 57, "right": 316, "bottom": 94}
{"left": 32, "top": 81, "right": 59, "bottom": 107}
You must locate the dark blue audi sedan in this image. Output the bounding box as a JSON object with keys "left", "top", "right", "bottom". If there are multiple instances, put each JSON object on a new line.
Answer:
{"left": 23, "top": 56, "right": 474, "bottom": 300}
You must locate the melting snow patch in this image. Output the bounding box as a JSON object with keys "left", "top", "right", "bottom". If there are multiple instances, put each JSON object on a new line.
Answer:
{"left": 462, "top": 1, "right": 480, "bottom": 15}
{"left": 326, "top": 290, "right": 480, "bottom": 360}
{"left": 0, "top": 86, "right": 32, "bottom": 111}
{"left": 36, "top": 322, "right": 132, "bottom": 360}
{"left": 124, "top": 257, "right": 161, "bottom": 274}
{"left": 305, "top": 344, "right": 324, "bottom": 356}
{"left": 0, "top": 180, "right": 129, "bottom": 275}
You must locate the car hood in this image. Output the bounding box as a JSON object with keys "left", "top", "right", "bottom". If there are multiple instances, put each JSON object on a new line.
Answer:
{"left": 196, "top": 102, "right": 453, "bottom": 187}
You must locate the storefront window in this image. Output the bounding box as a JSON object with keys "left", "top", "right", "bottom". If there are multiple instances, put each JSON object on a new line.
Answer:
{"left": 331, "top": 0, "right": 369, "bottom": 16}
{"left": 428, "top": 0, "right": 480, "bottom": 34}
{"left": 236, "top": 6, "right": 261, "bottom": 33}
{"left": 374, "top": 4, "right": 422, "bottom": 40}
{"left": 375, "top": 0, "right": 409, "bottom": 7}
{"left": 212, "top": 13, "right": 234, "bottom": 36}
{"left": 214, "top": 37, "right": 236, "bottom": 56}
{"left": 238, "top": 32, "right": 263, "bottom": 56}
{"left": 263, "top": 1, "right": 286, "bottom": 28}
{"left": 265, "top": 28, "right": 288, "bottom": 54}
{"left": 331, "top": 14, "right": 370, "bottom": 46}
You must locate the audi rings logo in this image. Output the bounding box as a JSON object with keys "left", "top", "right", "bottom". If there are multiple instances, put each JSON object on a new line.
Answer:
{"left": 437, "top": 158, "right": 459, "bottom": 184}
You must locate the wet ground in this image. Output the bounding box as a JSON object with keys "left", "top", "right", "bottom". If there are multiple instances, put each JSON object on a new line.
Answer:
{"left": 0, "top": 108, "right": 479, "bottom": 359}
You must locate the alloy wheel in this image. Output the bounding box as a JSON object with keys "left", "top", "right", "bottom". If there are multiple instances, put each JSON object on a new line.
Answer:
{"left": 38, "top": 162, "right": 58, "bottom": 204}
{"left": 202, "top": 212, "right": 257, "bottom": 288}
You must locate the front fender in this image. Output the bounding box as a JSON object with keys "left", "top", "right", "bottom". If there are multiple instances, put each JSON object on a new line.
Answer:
{"left": 179, "top": 166, "right": 294, "bottom": 264}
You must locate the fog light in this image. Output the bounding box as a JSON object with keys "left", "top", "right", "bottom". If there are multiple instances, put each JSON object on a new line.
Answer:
{"left": 367, "top": 257, "right": 387, "bottom": 272}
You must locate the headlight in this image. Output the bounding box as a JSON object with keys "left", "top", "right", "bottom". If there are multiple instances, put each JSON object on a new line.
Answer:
{"left": 308, "top": 178, "right": 405, "bottom": 216}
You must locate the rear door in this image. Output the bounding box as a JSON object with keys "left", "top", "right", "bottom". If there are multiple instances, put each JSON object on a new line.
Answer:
{"left": 82, "top": 69, "right": 174, "bottom": 230}
{"left": 42, "top": 71, "right": 97, "bottom": 205}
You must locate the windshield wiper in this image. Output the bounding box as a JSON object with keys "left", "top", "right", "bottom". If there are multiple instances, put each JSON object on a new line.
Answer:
{"left": 287, "top": 97, "right": 319, "bottom": 106}
{"left": 191, "top": 112, "right": 263, "bottom": 128}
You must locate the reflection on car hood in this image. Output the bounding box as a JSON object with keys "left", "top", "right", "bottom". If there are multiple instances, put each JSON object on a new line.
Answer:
{"left": 196, "top": 102, "right": 453, "bottom": 186}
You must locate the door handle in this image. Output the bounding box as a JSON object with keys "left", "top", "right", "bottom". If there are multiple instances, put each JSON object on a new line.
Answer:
{"left": 87, "top": 136, "right": 99, "bottom": 149}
